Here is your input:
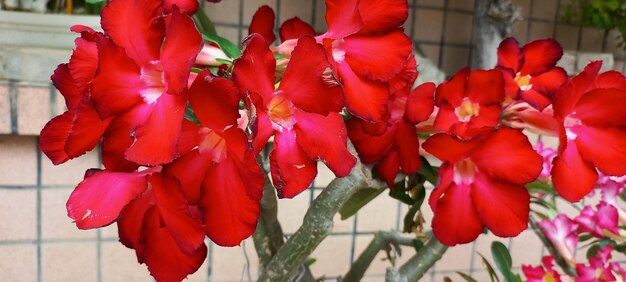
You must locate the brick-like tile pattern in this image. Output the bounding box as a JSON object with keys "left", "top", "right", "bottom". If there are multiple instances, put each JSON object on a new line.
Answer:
{"left": 17, "top": 86, "right": 50, "bottom": 135}
{"left": 0, "top": 135, "right": 37, "bottom": 186}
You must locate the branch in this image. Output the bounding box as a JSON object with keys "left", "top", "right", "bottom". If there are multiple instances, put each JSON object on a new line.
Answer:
{"left": 385, "top": 235, "right": 448, "bottom": 282}
{"left": 343, "top": 231, "right": 417, "bottom": 282}
{"left": 258, "top": 147, "right": 385, "bottom": 282}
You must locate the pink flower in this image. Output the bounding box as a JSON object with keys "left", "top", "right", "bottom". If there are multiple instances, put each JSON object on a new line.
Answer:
{"left": 574, "top": 203, "right": 619, "bottom": 238}
{"left": 576, "top": 245, "right": 625, "bottom": 282}
{"left": 522, "top": 256, "right": 563, "bottom": 282}
{"left": 538, "top": 215, "right": 578, "bottom": 266}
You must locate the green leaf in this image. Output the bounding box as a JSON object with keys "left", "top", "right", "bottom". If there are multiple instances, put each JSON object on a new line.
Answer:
{"left": 491, "top": 241, "right": 519, "bottom": 282}
{"left": 525, "top": 181, "right": 553, "bottom": 193}
{"left": 587, "top": 244, "right": 600, "bottom": 259}
{"left": 192, "top": 9, "right": 218, "bottom": 36}
{"left": 85, "top": 0, "right": 105, "bottom": 3}
{"left": 457, "top": 272, "right": 480, "bottom": 282}
{"left": 389, "top": 180, "right": 415, "bottom": 205}
{"left": 339, "top": 187, "right": 385, "bottom": 220}
{"left": 478, "top": 253, "right": 500, "bottom": 282}
{"left": 184, "top": 105, "right": 202, "bottom": 126}
{"left": 412, "top": 239, "right": 424, "bottom": 252}
{"left": 202, "top": 34, "right": 241, "bottom": 59}
{"left": 417, "top": 157, "right": 438, "bottom": 185}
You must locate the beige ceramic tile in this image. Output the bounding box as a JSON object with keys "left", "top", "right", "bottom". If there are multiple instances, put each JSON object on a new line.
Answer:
{"left": 444, "top": 12, "right": 474, "bottom": 44}
{"left": 215, "top": 26, "right": 241, "bottom": 46}
{"left": 312, "top": 0, "right": 328, "bottom": 32}
{"left": 530, "top": 0, "right": 558, "bottom": 20}
{"left": 276, "top": 187, "right": 310, "bottom": 234}
{"left": 0, "top": 245, "right": 37, "bottom": 281}
{"left": 555, "top": 24, "right": 580, "bottom": 50}
{"left": 279, "top": 0, "right": 314, "bottom": 23}
{"left": 419, "top": 44, "right": 441, "bottom": 64}
{"left": 17, "top": 86, "right": 50, "bottom": 135}
{"left": 0, "top": 135, "right": 37, "bottom": 186}
{"left": 204, "top": 0, "right": 241, "bottom": 25}
{"left": 441, "top": 46, "right": 470, "bottom": 75}
{"left": 449, "top": 0, "right": 474, "bottom": 11}
{"left": 417, "top": 0, "right": 445, "bottom": 8}
{"left": 579, "top": 27, "right": 605, "bottom": 52}
{"left": 512, "top": 0, "right": 531, "bottom": 17}
{"left": 0, "top": 189, "right": 37, "bottom": 240}
{"left": 356, "top": 193, "right": 400, "bottom": 232}
{"left": 528, "top": 21, "right": 555, "bottom": 41}
{"left": 414, "top": 9, "right": 444, "bottom": 42}
{"left": 211, "top": 239, "right": 259, "bottom": 282}
{"left": 42, "top": 242, "right": 97, "bottom": 282}
{"left": 0, "top": 84, "right": 10, "bottom": 134}
{"left": 41, "top": 148, "right": 99, "bottom": 186}
{"left": 41, "top": 188, "right": 96, "bottom": 240}
{"left": 309, "top": 234, "right": 352, "bottom": 278}
{"left": 434, "top": 240, "right": 473, "bottom": 271}
{"left": 101, "top": 241, "right": 152, "bottom": 282}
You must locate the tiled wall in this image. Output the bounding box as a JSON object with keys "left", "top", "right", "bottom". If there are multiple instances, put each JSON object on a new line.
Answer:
{"left": 2, "top": 0, "right": 626, "bottom": 281}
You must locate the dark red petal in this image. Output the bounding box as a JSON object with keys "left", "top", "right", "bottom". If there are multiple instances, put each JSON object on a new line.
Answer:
{"left": 202, "top": 158, "right": 260, "bottom": 246}
{"left": 357, "top": 0, "right": 408, "bottom": 34}
{"left": 467, "top": 69, "right": 505, "bottom": 105}
{"left": 497, "top": 37, "right": 522, "bottom": 72}
{"left": 472, "top": 174, "right": 529, "bottom": 237}
{"left": 388, "top": 55, "right": 417, "bottom": 93}
{"left": 595, "top": 70, "right": 626, "bottom": 89}
{"left": 163, "top": 150, "right": 211, "bottom": 205}
{"left": 232, "top": 34, "right": 276, "bottom": 104}
{"left": 361, "top": 117, "right": 390, "bottom": 136}
{"left": 39, "top": 111, "right": 74, "bottom": 165}
{"left": 91, "top": 35, "right": 144, "bottom": 118}
{"left": 270, "top": 130, "right": 318, "bottom": 198}
{"left": 294, "top": 110, "right": 357, "bottom": 177}
{"left": 347, "top": 118, "right": 394, "bottom": 164}
{"left": 337, "top": 61, "right": 389, "bottom": 122}
{"left": 422, "top": 133, "right": 476, "bottom": 163}
{"left": 405, "top": 82, "right": 435, "bottom": 124}
{"left": 189, "top": 72, "right": 241, "bottom": 131}
{"left": 375, "top": 150, "right": 400, "bottom": 188}
{"left": 573, "top": 88, "right": 626, "bottom": 127}
{"left": 436, "top": 67, "right": 469, "bottom": 106}
{"left": 467, "top": 104, "right": 501, "bottom": 129}
{"left": 100, "top": 0, "right": 165, "bottom": 65}
{"left": 69, "top": 38, "right": 98, "bottom": 95}
{"left": 249, "top": 5, "right": 276, "bottom": 44}
{"left": 530, "top": 67, "right": 567, "bottom": 98}
{"left": 251, "top": 113, "right": 275, "bottom": 155}
{"left": 140, "top": 207, "right": 207, "bottom": 282}
{"left": 574, "top": 125, "right": 626, "bottom": 176}
{"left": 279, "top": 17, "right": 316, "bottom": 42}
{"left": 281, "top": 36, "right": 343, "bottom": 115}
{"left": 164, "top": 0, "right": 198, "bottom": 14}
{"left": 71, "top": 24, "right": 97, "bottom": 40}
{"left": 395, "top": 121, "right": 420, "bottom": 174}
{"left": 552, "top": 61, "right": 602, "bottom": 119}
{"left": 177, "top": 119, "right": 202, "bottom": 155}
{"left": 101, "top": 105, "right": 153, "bottom": 172}
{"left": 520, "top": 89, "right": 552, "bottom": 111}
{"left": 520, "top": 39, "right": 563, "bottom": 76}
{"left": 552, "top": 141, "right": 598, "bottom": 202}
{"left": 470, "top": 127, "right": 542, "bottom": 185}
{"left": 431, "top": 182, "right": 484, "bottom": 246}
{"left": 162, "top": 7, "right": 202, "bottom": 95}
{"left": 67, "top": 169, "right": 150, "bottom": 229}
{"left": 125, "top": 93, "right": 186, "bottom": 165}
{"left": 65, "top": 100, "right": 112, "bottom": 158}
{"left": 51, "top": 64, "right": 82, "bottom": 110}
{"left": 342, "top": 31, "right": 412, "bottom": 81}
{"left": 221, "top": 127, "right": 265, "bottom": 201}
{"left": 323, "top": 0, "right": 362, "bottom": 39}
{"left": 117, "top": 189, "right": 152, "bottom": 252}
{"left": 432, "top": 104, "right": 458, "bottom": 134}
{"left": 149, "top": 174, "right": 205, "bottom": 255}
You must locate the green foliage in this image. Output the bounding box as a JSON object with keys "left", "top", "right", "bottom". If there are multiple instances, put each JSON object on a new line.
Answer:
{"left": 562, "top": 0, "right": 626, "bottom": 49}
{"left": 491, "top": 242, "right": 522, "bottom": 282}
{"left": 202, "top": 34, "right": 241, "bottom": 59}
{"left": 457, "top": 271, "right": 480, "bottom": 282}
{"left": 339, "top": 188, "right": 385, "bottom": 220}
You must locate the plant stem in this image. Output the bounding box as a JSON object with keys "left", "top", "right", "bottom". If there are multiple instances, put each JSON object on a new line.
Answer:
{"left": 386, "top": 235, "right": 448, "bottom": 282}
{"left": 343, "top": 231, "right": 417, "bottom": 282}
{"left": 258, "top": 149, "right": 385, "bottom": 282}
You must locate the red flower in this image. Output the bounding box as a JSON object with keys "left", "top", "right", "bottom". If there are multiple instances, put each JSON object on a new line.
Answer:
{"left": 551, "top": 61, "right": 626, "bottom": 202}
{"left": 90, "top": 0, "right": 202, "bottom": 166}
{"left": 497, "top": 38, "right": 567, "bottom": 111}
{"left": 163, "top": 72, "right": 264, "bottom": 246}
{"left": 433, "top": 68, "right": 505, "bottom": 140}
{"left": 233, "top": 34, "right": 355, "bottom": 198}
{"left": 423, "top": 128, "right": 542, "bottom": 246}
{"left": 522, "top": 256, "right": 563, "bottom": 282}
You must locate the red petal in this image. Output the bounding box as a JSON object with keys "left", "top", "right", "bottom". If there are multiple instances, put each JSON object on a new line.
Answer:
{"left": 520, "top": 39, "right": 563, "bottom": 76}
{"left": 497, "top": 37, "right": 522, "bottom": 72}
{"left": 337, "top": 61, "right": 389, "bottom": 122}
{"left": 595, "top": 70, "right": 626, "bottom": 89}
{"left": 467, "top": 69, "right": 505, "bottom": 105}
{"left": 280, "top": 36, "right": 343, "bottom": 115}
{"left": 232, "top": 34, "right": 276, "bottom": 104}
{"left": 117, "top": 189, "right": 152, "bottom": 253}
{"left": 574, "top": 125, "right": 626, "bottom": 176}
{"left": 51, "top": 64, "right": 82, "bottom": 110}
{"left": 162, "top": 8, "right": 202, "bottom": 95}
{"left": 470, "top": 127, "right": 542, "bottom": 185}
{"left": 249, "top": 5, "right": 276, "bottom": 44}
{"left": 163, "top": 150, "right": 211, "bottom": 205}
{"left": 270, "top": 130, "right": 318, "bottom": 198}
{"left": 552, "top": 61, "right": 602, "bottom": 120}
{"left": 294, "top": 110, "right": 357, "bottom": 177}
{"left": 342, "top": 30, "right": 412, "bottom": 81}
{"left": 202, "top": 158, "right": 260, "bottom": 246}
{"left": 472, "top": 174, "right": 529, "bottom": 237}
{"left": 552, "top": 141, "right": 598, "bottom": 202}
{"left": 347, "top": 118, "right": 394, "bottom": 164}
{"left": 69, "top": 38, "right": 98, "bottom": 95}
{"left": 394, "top": 121, "right": 420, "bottom": 174}
{"left": 405, "top": 82, "right": 435, "bottom": 124}
{"left": 375, "top": 150, "right": 400, "bottom": 188}
{"left": 67, "top": 169, "right": 151, "bottom": 229}
{"left": 422, "top": 133, "right": 476, "bottom": 163}
{"left": 467, "top": 104, "right": 502, "bottom": 129}
{"left": 573, "top": 88, "right": 626, "bottom": 127}
{"left": 125, "top": 93, "right": 186, "bottom": 165}
{"left": 140, "top": 207, "right": 207, "bottom": 282}
{"left": 323, "top": 0, "right": 362, "bottom": 39}
{"left": 530, "top": 67, "right": 567, "bottom": 98}
{"left": 388, "top": 55, "right": 417, "bottom": 93}
{"left": 39, "top": 111, "right": 74, "bottom": 165}
{"left": 65, "top": 100, "right": 112, "bottom": 158}
{"left": 101, "top": 105, "right": 153, "bottom": 172}
{"left": 177, "top": 119, "right": 202, "bottom": 155}
{"left": 100, "top": 0, "right": 165, "bottom": 65}
{"left": 520, "top": 89, "right": 552, "bottom": 111}
{"left": 91, "top": 35, "right": 144, "bottom": 118}
{"left": 189, "top": 72, "right": 241, "bottom": 131}
{"left": 221, "top": 128, "right": 265, "bottom": 201}
{"left": 436, "top": 67, "right": 469, "bottom": 106}
{"left": 279, "top": 17, "right": 315, "bottom": 42}
{"left": 164, "top": 0, "right": 198, "bottom": 14}
{"left": 251, "top": 113, "right": 275, "bottom": 155}
{"left": 431, "top": 182, "right": 483, "bottom": 246}
{"left": 432, "top": 104, "right": 458, "bottom": 133}
{"left": 149, "top": 174, "right": 205, "bottom": 255}
{"left": 357, "top": 0, "right": 408, "bottom": 34}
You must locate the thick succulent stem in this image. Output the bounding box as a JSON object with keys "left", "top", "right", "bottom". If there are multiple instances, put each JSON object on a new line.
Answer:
{"left": 385, "top": 235, "right": 448, "bottom": 282}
